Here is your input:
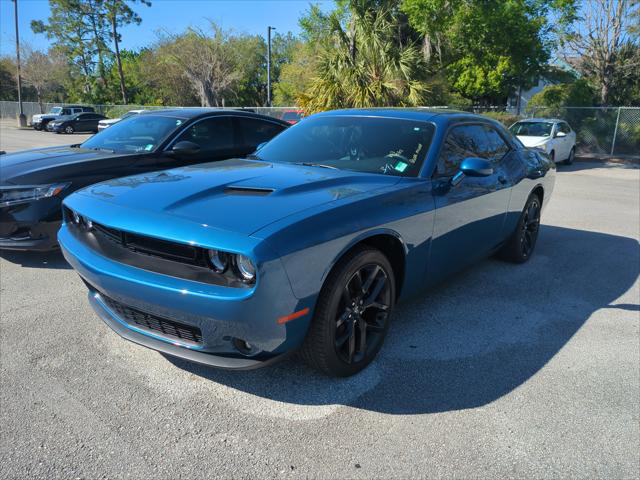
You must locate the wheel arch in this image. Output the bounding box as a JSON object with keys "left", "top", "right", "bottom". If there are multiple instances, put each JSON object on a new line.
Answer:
{"left": 531, "top": 184, "right": 545, "bottom": 206}
{"left": 322, "top": 229, "right": 407, "bottom": 301}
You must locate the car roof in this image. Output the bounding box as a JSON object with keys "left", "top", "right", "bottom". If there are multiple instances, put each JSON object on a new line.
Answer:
{"left": 515, "top": 118, "right": 565, "bottom": 123}
{"left": 313, "top": 107, "right": 502, "bottom": 126}
{"left": 139, "top": 108, "right": 289, "bottom": 125}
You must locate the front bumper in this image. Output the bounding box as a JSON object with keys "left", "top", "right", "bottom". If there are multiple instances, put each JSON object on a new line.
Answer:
{"left": 0, "top": 198, "right": 62, "bottom": 251}
{"left": 58, "top": 224, "right": 313, "bottom": 369}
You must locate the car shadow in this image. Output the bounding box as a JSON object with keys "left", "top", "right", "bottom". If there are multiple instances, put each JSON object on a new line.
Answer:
{"left": 565, "top": 160, "right": 639, "bottom": 171}
{"left": 167, "top": 225, "right": 639, "bottom": 414}
{"left": 0, "top": 249, "right": 71, "bottom": 269}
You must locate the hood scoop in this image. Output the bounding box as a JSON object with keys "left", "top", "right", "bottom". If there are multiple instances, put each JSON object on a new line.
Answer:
{"left": 223, "top": 186, "right": 274, "bottom": 196}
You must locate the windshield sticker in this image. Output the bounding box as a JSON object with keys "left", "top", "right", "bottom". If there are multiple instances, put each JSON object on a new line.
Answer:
{"left": 394, "top": 161, "right": 408, "bottom": 173}
{"left": 145, "top": 144, "right": 153, "bottom": 151}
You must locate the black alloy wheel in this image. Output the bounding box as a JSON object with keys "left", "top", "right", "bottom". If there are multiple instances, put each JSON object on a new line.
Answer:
{"left": 498, "top": 193, "right": 542, "bottom": 263}
{"left": 334, "top": 263, "right": 392, "bottom": 365}
{"left": 520, "top": 197, "right": 541, "bottom": 259}
{"left": 300, "top": 247, "right": 396, "bottom": 376}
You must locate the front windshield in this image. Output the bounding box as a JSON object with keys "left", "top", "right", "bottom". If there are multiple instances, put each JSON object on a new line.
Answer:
{"left": 255, "top": 116, "right": 435, "bottom": 177}
{"left": 121, "top": 111, "right": 139, "bottom": 120}
{"left": 509, "top": 121, "right": 554, "bottom": 137}
{"left": 80, "top": 115, "right": 184, "bottom": 153}
{"left": 50, "top": 107, "right": 62, "bottom": 115}
{"left": 282, "top": 111, "right": 302, "bottom": 121}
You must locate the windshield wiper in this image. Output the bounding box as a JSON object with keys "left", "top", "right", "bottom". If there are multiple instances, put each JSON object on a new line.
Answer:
{"left": 297, "top": 162, "right": 338, "bottom": 170}
{"left": 90, "top": 147, "right": 115, "bottom": 153}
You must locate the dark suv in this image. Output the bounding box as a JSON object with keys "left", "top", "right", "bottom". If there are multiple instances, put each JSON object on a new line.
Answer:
{"left": 31, "top": 105, "right": 96, "bottom": 131}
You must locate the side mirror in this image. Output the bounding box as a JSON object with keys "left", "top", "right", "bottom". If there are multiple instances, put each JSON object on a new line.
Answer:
{"left": 555, "top": 131, "right": 567, "bottom": 138}
{"left": 171, "top": 140, "right": 201, "bottom": 155}
{"left": 451, "top": 157, "right": 493, "bottom": 186}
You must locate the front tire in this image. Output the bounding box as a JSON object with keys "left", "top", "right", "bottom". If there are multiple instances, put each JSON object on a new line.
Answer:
{"left": 64, "top": 125, "right": 74, "bottom": 134}
{"left": 300, "top": 247, "right": 396, "bottom": 377}
{"left": 498, "top": 193, "right": 541, "bottom": 263}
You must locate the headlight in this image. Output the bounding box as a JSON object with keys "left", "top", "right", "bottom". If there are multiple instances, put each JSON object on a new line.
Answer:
{"left": 208, "top": 249, "right": 229, "bottom": 273}
{"left": 0, "top": 183, "right": 70, "bottom": 207}
{"left": 207, "top": 249, "right": 256, "bottom": 284}
{"left": 236, "top": 255, "right": 256, "bottom": 281}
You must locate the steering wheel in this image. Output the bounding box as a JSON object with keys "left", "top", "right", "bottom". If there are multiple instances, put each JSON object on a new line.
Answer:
{"left": 385, "top": 152, "right": 409, "bottom": 163}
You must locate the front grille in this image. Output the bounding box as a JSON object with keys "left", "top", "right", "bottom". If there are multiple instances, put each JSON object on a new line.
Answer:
{"left": 101, "top": 294, "right": 203, "bottom": 344}
{"left": 65, "top": 208, "right": 209, "bottom": 268}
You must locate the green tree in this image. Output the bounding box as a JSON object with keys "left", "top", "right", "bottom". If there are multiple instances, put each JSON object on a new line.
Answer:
{"left": 104, "top": 0, "right": 151, "bottom": 104}
{"left": 0, "top": 57, "right": 17, "bottom": 101}
{"left": 157, "top": 24, "right": 239, "bottom": 107}
{"left": 561, "top": 0, "right": 639, "bottom": 105}
{"left": 20, "top": 47, "right": 69, "bottom": 109}
{"left": 31, "top": 0, "right": 96, "bottom": 99}
{"left": 402, "top": 0, "right": 577, "bottom": 105}
{"left": 300, "top": 0, "right": 430, "bottom": 113}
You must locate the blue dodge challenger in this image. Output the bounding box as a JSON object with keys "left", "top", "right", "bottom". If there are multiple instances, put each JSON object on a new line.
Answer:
{"left": 59, "top": 109, "right": 555, "bottom": 376}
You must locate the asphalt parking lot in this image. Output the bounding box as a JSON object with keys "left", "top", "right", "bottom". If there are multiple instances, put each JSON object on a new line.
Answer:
{"left": 1, "top": 126, "right": 639, "bottom": 478}
{"left": 0, "top": 121, "right": 93, "bottom": 153}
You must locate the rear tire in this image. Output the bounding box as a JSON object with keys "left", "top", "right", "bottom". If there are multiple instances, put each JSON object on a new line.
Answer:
{"left": 300, "top": 247, "right": 396, "bottom": 377}
{"left": 498, "top": 193, "right": 541, "bottom": 264}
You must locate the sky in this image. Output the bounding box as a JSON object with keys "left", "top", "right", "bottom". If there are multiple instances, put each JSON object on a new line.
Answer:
{"left": 0, "top": 0, "right": 335, "bottom": 56}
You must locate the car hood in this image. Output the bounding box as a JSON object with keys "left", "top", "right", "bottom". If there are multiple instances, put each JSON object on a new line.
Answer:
{"left": 75, "top": 158, "right": 400, "bottom": 236}
{"left": 0, "top": 146, "right": 117, "bottom": 185}
{"left": 516, "top": 135, "right": 550, "bottom": 147}
{"left": 99, "top": 118, "right": 120, "bottom": 125}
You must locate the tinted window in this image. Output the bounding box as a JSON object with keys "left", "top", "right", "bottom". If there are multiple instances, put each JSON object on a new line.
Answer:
{"left": 282, "top": 111, "right": 302, "bottom": 121}
{"left": 81, "top": 115, "right": 184, "bottom": 153}
{"left": 174, "top": 116, "right": 235, "bottom": 151}
{"left": 255, "top": 115, "right": 435, "bottom": 177}
{"left": 509, "top": 121, "right": 554, "bottom": 137}
{"left": 237, "top": 118, "right": 285, "bottom": 147}
{"left": 436, "top": 124, "right": 508, "bottom": 177}
{"left": 558, "top": 122, "right": 571, "bottom": 134}
{"left": 482, "top": 126, "right": 510, "bottom": 163}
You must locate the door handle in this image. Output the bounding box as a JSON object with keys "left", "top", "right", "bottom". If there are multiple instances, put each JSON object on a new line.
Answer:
{"left": 498, "top": 175, "right": 508, "bottom": 184}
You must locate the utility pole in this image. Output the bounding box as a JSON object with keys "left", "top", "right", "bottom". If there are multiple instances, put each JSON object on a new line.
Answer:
{"left": 267, "top": 26, "right": 276, "bottom": 107}
{"left": 13, "top": 0, "right": 26, "bottom": 127}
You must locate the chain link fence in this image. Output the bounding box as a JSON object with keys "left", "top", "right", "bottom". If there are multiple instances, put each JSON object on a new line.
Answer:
{"left": 1, "top": 101, "right": 638, "bottom": 158}
{"left": 523, "top": 106, "right": 640, "bottom": 157}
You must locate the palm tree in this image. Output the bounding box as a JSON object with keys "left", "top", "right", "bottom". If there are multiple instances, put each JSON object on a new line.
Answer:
{"left": 299, "top": 0, "right": 429, "bottom": 113}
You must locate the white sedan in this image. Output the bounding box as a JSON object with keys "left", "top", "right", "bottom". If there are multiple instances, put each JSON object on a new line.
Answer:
{"left": 509, "top": 118, "right": 577, "bottom": 164}
{"left": 97, "top": 109, "right": 146, "bottom": 131}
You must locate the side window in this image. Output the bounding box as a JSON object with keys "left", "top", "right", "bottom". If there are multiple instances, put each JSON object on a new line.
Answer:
{"left": 236, "top": 118, "right": 285, "bottom": 148}
{"left": 435, "top": 124, "right": 489, "bottom": 177}
{"left": 72, "top": 108, "right": 83, "bottom": 114}
{"left": 62, "top": 109, "right": 71, "bottom": 115}
{"left": 174, "top": 116, "right": 235, "bottom": 151}
{"left": 559, "top": 122, "right": 571, "bottom": 134}
{"left": 481, "top": 125, "right": 510, "bottom": 164}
